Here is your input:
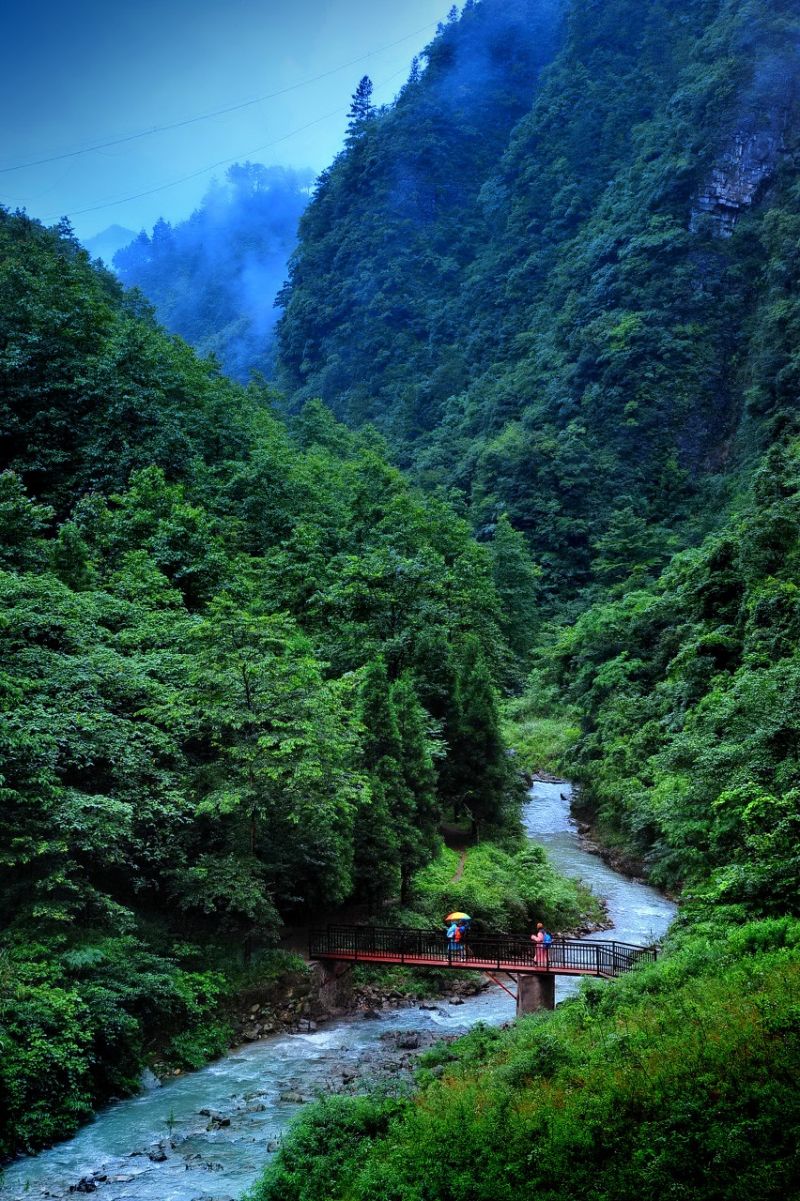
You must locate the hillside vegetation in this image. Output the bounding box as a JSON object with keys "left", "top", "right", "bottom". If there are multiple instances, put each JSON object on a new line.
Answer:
{"left": 273, "top": 0, "right": 800, "bottom": 910}
{"left": 0, "top": 209, "right": 539, "bottom": 1158}
{"left": 247, "top": 0, "right": 800, "bottom": 1195}
{"left": 6, "top": 0, "right": 800, "bottom": 1188}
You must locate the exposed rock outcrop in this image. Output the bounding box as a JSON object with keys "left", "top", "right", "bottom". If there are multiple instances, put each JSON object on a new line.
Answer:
{"left": 690, "top": 50, "right": 799, "bottom": 236}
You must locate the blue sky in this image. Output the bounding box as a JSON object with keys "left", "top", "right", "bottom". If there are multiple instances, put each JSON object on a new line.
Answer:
{"left": 2, "top": 0, "right": 449, "bottom": 239}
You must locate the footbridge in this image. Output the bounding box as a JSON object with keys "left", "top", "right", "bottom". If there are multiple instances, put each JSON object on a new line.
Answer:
{"left": 309, "top": 924, "right": 658, "bottom": 1013}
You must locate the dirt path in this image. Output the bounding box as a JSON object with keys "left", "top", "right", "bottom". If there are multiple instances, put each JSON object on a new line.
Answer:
{"left": 451, "top": 849, "right": 468, "bottom": 883}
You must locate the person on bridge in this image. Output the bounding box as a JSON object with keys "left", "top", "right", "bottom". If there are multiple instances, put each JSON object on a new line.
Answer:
{"left": 446, "top": 921, "right": 458, "bottom": 961}
{"left": 459, "top": 917, "right": 471, "bottom": 957}
{"left": 531, "top": 922, "right": 552, "bottom": 967}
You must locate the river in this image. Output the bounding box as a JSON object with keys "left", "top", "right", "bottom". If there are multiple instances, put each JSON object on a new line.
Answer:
{"left": 1, "top": 781, "right": 676, "bottom": 1201}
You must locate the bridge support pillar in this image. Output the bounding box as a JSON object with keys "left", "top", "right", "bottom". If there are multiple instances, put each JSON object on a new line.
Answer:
{"left": 516, "top": 973, "right": 555, "bottom": 1016}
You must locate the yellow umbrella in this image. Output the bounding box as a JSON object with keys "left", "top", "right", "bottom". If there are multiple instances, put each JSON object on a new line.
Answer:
{"left": 445, "top": 912, "right": 471, "bottom": 921}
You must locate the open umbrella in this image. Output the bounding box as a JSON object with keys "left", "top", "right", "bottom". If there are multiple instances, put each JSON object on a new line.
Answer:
{"left": 445, "top": 911, "right": 471, "bottom": 921}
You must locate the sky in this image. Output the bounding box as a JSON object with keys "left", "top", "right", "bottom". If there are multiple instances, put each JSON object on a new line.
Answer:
{"left": 1, "top": 0, "right": 449, "bottom": 240}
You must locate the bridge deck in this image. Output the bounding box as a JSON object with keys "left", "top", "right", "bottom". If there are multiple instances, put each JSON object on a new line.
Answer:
{"left": 309, "top": 925, "right": 657, "bottom": 980}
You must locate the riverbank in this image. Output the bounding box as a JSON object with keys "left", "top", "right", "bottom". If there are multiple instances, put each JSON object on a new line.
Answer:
{"left": 0, "top": 817, "right": 602, "bottom": 1177}
{"left": 0, "top": 784, "right": 676, "bottom": 1201}
{"left": 252, "top": 918, "right": 800, "bottom": 1201}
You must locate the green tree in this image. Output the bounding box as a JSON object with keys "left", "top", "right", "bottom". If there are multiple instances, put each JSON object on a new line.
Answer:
{"left": 392, "top": 674, "right": 441, "bottom": 903}
{"left": 449, "top": 637, "right": 513, "bottom": 836}
{"left": 489, "top": 514, "right": 540, "bottom": 679}
{"left": 346, "top": 76, "right": 376, "bottom": 140}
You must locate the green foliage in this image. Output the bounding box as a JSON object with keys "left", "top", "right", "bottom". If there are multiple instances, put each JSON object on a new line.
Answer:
{"left": 502, "top": 688, "right": 580, "bottom": 776}
{"left": 276, "top": 0, "right": 800, "bottom": 600}
{"left": 251, "top": 922, "right": 800, "bottom": 1201}
{"left": 400, "top": 841, "right": 601, "bottom": 935}
{"left": 247, "top": 1094, "right": 408, "bottom": 1201}
{"left": 0, "top": 940, "right": 228, "bottom": 1158}
{"left": 168, "top": 1019, "right": 234, "bottom": 1070}
{"left": 538, "top": 436, "right": 800, "bottom": 910}
{"left": 0, "top": 208, "right": 516, "bottom": 1156}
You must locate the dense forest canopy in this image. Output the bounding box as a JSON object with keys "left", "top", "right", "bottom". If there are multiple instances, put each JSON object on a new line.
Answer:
{"left": 0, "top": 208, "right": 528, "bottom": 1157}
{"left": 278, "top": 0, "right": 800, "bottom": 592}
{"left": 271, "top": 0, "right": 800, "bottom": 909}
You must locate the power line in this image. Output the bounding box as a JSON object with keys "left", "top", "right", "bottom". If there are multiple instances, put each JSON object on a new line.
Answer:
{"left": 0, "top": 21, "right": 438, "bottom": 176}
{"left": 39, "top": 65, "right": 409, "bottom": 222}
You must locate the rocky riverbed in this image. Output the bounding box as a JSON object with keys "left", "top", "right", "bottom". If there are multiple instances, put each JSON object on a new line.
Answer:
{"left": 2, "top": 783, "right": 676, "bottom": 1201}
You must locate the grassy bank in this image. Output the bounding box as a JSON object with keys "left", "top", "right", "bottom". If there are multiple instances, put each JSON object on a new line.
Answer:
{"left": 394, "top": 841, "right": 602, "bottom": 935}
{"left": 248, "top": 917, "right": 800, "bottom": 1201}
{"left": 502, "top": 692, "right": 579, "bottom": 779}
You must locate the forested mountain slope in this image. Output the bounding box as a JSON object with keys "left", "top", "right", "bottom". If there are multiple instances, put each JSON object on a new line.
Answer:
{"left": 274, "top": 0, "right": 800, "bottom": 909}
{"left": 0, "top": 209, "right": 526, "bottom": 1157}
{"left": 279, "top": 0, "right": 800, "bottom": 593}
{"left": 247, "top": 9, "right": 800, "bottom": 1193}
{"left": 114, "top": 164, "right": 311, "bottom": 381}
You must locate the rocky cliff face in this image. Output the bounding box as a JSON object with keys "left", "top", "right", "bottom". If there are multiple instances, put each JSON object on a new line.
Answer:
{"left": 691, "top": 125, "right": 788, "bottom": 235}
{"left": 691, "top": 50, "right": 799, "bottom": 236}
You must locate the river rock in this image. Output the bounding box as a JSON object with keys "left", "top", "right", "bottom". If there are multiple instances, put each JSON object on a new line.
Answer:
{"left": 266, "top": 1140, "right": 281, "bottom": 1153}
{"left": 448, "top": 996, "right": 464, "bottom": 1006}
{"left": 396, "top": 1032, "right": 421, "bottom": 1050}
{"left": 279, "top": 1090, "right": 305, "bottom": 1103}
{"left": 362, "top": 1008, "right": 381, "bottom": 1020}
{"left": 242, "top": 1025, "right": 262, "bottom": 1041}
{"left": 199, "top": 1108, "right": 231, "bottom": 1128}
{"left": 69, "top": 1178, "right": 97, "bottom": 1194}
{"left": 419, "top": 1002, "right": 439, "bottom": 1011}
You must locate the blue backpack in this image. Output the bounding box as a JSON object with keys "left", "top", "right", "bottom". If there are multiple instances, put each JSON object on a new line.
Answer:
{"left": 543, "top": 931, "right": 553, "bottom": 947}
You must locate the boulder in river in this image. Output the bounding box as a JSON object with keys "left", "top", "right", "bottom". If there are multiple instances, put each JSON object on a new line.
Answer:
{"left": 279, "top": 1090, "right": 306, "bottom": 1103}
{"left": 199, "top": 1108, "right": 231, "bottom": 1128}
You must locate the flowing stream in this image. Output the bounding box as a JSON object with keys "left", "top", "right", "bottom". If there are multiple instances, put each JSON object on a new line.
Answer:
{"left": 2, "top": 782, "right": 676, "bottom": 1201}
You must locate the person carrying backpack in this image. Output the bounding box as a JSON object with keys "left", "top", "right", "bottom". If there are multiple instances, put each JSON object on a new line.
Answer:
{"left": 531, "top": 921, "right": 551, "bottom": 967}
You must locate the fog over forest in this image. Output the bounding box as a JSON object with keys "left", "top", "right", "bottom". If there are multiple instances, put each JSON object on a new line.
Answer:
{"left": 112, "top": 164, "right": 313, "bottom": 380}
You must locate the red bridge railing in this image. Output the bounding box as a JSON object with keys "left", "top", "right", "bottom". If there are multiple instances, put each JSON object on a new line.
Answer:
{"left": 309, "top": 925, "right": 657, "bottom": 979}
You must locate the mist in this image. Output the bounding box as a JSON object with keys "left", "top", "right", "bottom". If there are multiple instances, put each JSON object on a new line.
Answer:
{"left": 114, "top": 163, "right": 313, "bottom": 381}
